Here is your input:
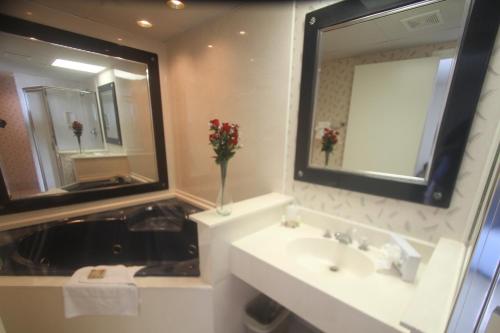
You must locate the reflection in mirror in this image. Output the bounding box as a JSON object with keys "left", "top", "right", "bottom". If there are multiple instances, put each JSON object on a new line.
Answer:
{"left": 309, "top": 0, "right": 466, "bottom": 182}
{"left": 98, "top": 82, "right": 122, "bottom": 145}
{"left": 0, "top": 31, "right": 158, "bottom": 200}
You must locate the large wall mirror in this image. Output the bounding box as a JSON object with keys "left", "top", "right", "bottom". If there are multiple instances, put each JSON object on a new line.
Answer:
{"left": 0, "top": 14, "right": 167, "bottom": 214}
{"left": 295, "top": 0, "right": 498, "bottom": 207}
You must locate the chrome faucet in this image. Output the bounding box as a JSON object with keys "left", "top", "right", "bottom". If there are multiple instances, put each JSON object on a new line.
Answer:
{"left": 358, "top": 237, "right": 369, "bottom": 251}
{"left": 334, "top": 231, "right": 352, "bottom": 245}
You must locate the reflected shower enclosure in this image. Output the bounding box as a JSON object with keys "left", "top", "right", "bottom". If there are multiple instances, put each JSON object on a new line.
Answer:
{"left": 24, "top": 86, "right": 104, "bottom": 192}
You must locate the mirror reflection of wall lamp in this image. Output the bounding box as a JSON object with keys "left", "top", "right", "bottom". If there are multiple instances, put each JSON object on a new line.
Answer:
{"left": 51, "top": 59, "right": 105, "bottom": 73}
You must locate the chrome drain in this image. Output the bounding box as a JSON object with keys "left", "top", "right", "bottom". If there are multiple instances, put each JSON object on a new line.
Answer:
{"left": 329, "top": 265, "right": 339, "bottom": 272}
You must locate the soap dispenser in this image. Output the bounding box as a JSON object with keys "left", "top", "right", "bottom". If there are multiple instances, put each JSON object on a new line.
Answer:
{"left": 282, "top": 204, "right": 300, "bottom": 228}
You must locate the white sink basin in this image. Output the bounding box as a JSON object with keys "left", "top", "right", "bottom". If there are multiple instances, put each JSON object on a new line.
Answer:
{"left": 231, "top": 222, "right": 432, "bottom": 333}
{"left": 286, "top": 238, "right": 375, "bottom": 278}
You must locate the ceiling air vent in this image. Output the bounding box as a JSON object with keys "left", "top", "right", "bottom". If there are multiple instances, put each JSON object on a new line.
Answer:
{"left": 401, "top": 9, "right": 443, "bottom": 31}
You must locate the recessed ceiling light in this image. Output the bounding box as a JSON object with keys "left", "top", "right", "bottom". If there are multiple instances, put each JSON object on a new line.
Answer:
{"left": 166, "top": 0, "right": 185, "bottom": 9}
{"left": 26, "top": 11, "right": 33, "bottom": 16}
{"left": 117, "top": 37, "right": 123, "bottom": 42}
{"left": 207, "top": 44, "right": 214, "bottom": 48}
{"left": 137, "top": 20, "right": 153, "bottom": 28}
{"left": 239, "top": 31, "right": 246, "bottom": 35}
{"left": 52, "top": 59, "right": 105, "bottom": 73}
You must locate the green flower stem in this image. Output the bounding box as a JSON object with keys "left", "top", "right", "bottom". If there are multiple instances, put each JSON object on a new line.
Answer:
{"left": 219, "top": 160, "right": 228, "bottom": 210}
{"left": 77, "top": 135, "right": 82, "bottom": 154}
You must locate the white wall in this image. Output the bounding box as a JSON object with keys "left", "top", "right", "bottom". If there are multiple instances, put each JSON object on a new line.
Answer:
{"left": 285, "top": 0, "right": 500, "bottom": 243}
{"left": 165, "top": 3, "right": 294, "bottom": 204}
{"left": 115, "top": 77, "right": 158, "bottom": 181}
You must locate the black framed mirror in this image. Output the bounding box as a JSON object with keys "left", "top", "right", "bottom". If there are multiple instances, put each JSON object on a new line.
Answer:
{"left": 294, "top": 0, "right": 499, "bottom": 208}
{"left": 0, "top": 14, "right": 168, "bottom": 214}
{"left": 98, "top": 82, "right": 123, "bottom": 146}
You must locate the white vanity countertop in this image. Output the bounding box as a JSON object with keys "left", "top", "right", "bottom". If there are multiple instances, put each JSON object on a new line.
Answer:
{"left": 69, "top": 152, "right": 128, "bottom": 159}
{"left": 190, "top": 192, "right": 293, "bottom": 229}
{"left": 231, "top": 222, "right": 429, "bottom": 333}
{"left": 400, "top": 238, "right": 465, "bottom": 333}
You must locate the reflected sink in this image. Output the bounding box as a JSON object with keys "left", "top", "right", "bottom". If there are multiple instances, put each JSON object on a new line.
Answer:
{"left": 82, "top": 152, "right": 105, "bottom": 156}
{"left": 286, "top": 238, "right": 375, "bottom": 278}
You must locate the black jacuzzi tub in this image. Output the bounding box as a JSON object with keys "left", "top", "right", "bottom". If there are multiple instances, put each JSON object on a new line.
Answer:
{"left": 0, "top": 198, "right": 202, "bottom": 277}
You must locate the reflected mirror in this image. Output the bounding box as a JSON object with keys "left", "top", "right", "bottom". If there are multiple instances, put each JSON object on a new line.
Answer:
{"left": 0, "top": 18, "right": 165, "bottom": 207}
{"left": 98, "top": 82, "right": 122, "bottom": 145}
{"left": 295, "top": 0, "right": 493, "bottom": 207}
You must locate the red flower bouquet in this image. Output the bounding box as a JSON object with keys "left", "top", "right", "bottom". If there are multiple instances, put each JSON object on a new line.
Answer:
{"left": 209, "top": 119, "right": 240, "bottom": 164}
{"left": 72, "top": 120, "right": 84, "bottom": 153}
{"left": 209, "top": 119, "right": 241, "bottom": 215}
{"left": 321, "top": 128, "right": 339, "bottom": 166}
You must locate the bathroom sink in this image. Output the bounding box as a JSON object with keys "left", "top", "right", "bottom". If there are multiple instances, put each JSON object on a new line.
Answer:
{"left": 286, "top": 238, "right": 375, "bottom": 278}
{"left": 82, "top": 152, "right": 105, "bottom": 156}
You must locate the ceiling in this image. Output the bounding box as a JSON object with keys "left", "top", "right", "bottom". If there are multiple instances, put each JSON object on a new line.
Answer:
{"left": 0, "top": 31, "right": 146, "bottom": 83}
{"left": 320, "top": 0, "right": 467, "bottom": 60}
{"left": 23, "top": 0, "right": 238, "bottom": 42}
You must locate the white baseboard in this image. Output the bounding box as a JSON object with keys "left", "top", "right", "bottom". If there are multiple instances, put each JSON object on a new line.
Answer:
{"left": 175, "top": 189, "right": 214, "bottom": 210}
{"left": 130, "top": 172, "right": 155, "bottom": 183}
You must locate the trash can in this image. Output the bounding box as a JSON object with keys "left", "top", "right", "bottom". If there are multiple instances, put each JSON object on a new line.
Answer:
{"left": 244, "top": 294, "right": 290, "bottom": 333}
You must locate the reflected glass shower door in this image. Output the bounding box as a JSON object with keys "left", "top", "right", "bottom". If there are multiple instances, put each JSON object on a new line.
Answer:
{"left": 24, "top": 87, "right": 105, "bottom": 193}
{"left": 448, "top": 170, "right": 500, "bottom": 332}
{"left": 24, "top": 89, "right": 61, "bottom": 190}
{"left": 45, "top": 88, "right": 104, "bottom": 152}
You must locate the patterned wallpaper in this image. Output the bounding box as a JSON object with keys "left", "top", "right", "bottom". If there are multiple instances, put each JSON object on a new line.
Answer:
{"left": 310, "top": 41, "right": 457, "bottom": 168}
{"left": 0, "top": 72, "right": 40, "bottom": 198}
{"left": 285, "top": 0, "right": 500, "bottom": 243}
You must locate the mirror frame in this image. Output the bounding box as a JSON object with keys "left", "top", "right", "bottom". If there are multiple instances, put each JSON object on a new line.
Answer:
{"left": 0, "top": 14, "right": 168, "bottom": 214}
{"left": 98, "top": 82, "right": 123, "bottom": 146}
{"left": 294, "top": 0, "right": 499, "bottom": 208}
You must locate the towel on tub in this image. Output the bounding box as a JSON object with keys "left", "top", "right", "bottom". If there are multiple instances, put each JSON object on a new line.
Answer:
{"left": 63, "top": 265, "right": 140, "bottom": 318}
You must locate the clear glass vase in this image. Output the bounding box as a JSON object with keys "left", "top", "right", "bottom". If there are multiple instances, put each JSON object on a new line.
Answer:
{"left": 77, "top": 136, "right": 82, "bottom": 154}
{"left": 216, "top": 160, "right": 233, "bottom": 216}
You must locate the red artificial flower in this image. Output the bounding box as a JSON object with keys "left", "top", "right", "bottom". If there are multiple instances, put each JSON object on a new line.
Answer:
{"left": 209, "top": 119, "right": 241, "bottom": 164}
{"left": 210, "top": 119, "right": 220, "bottom": 128}
{"left": 222, "top": 122, "right": 231, "bottom": 133}
{"left": 321, "top": 127, "right": 340, "bottom": 153}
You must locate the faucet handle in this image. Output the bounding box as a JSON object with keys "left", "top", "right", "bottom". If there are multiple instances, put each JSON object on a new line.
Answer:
{"left": 323, "top": 229, "right": 332, "bottom": 238}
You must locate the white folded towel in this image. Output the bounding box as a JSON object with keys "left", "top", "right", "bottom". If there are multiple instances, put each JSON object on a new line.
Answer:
{"left": 63, "top": 265, "right": 140, "bottom": 318}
